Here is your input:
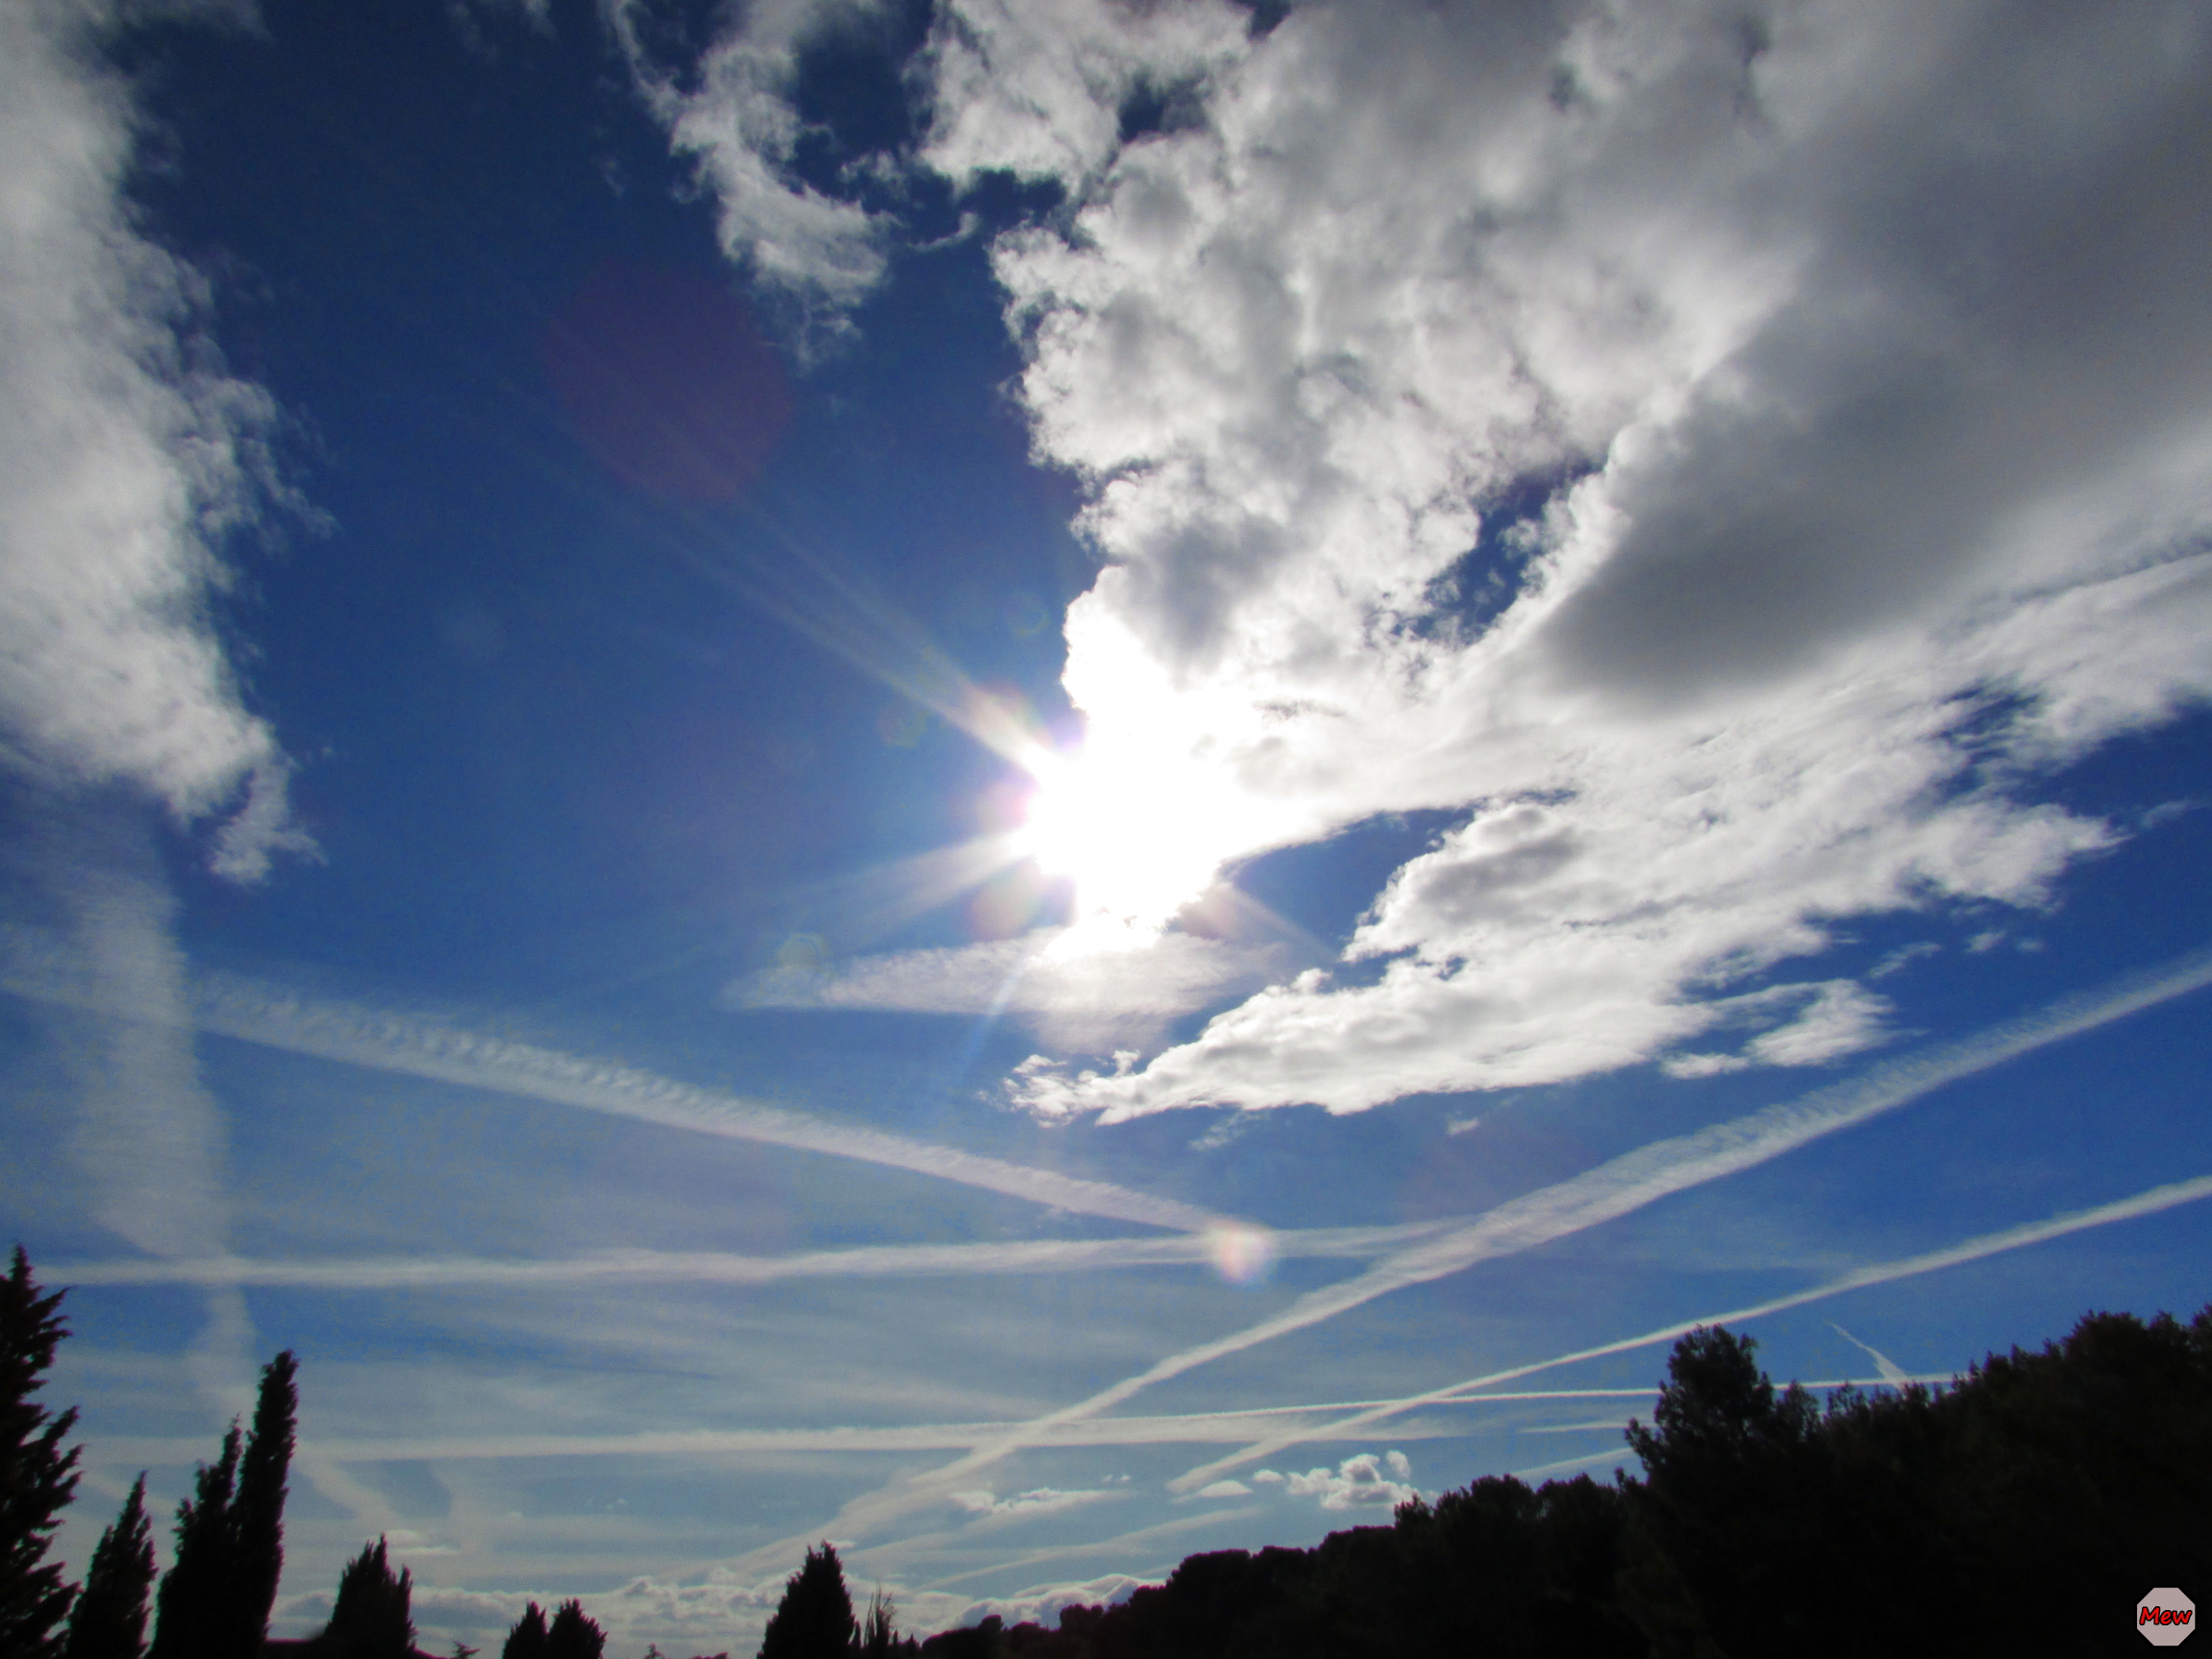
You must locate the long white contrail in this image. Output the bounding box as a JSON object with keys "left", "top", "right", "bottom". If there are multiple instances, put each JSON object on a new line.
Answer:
{"left": 0, "top": 954, "right": 1235, "bottom": 1235}
{"left": 774, "top": 949, "right": 2212, "bottom": 1556}
{"left": 75, "top": 1377, "right": 1927, "bottom": 1470}
{"left": 46, "top": 1220, "right": 1452, "bottom": 1291}
{"left": 1167, "top": 1169, "right": 2212, "bottom": 1491}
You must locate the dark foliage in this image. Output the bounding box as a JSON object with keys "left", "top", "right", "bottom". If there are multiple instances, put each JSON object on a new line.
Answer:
{"left": 859, "top": 1589, "right": 915, "bottom": 1657}
{"left": 322, "top": 1537, "right": 415, "bottom": 1659}
{"left": 759, "top": 1543, "right": 858, "bottom": 1659}
{"left": 147, "top": 1423, "right": 239, "bottom": 1659}
{"left": 543, "top": 1600, "right": 606, "bottom": 1659}
{"left": 147, "top": 1350, "right": 298, "bottom": 1659}
{"left": 500, "top": 1604, "right": 548, "bottom": 1659}
{"left": 63, "top": 1475, "right": 156, "bottom": 1659}
{"left": 912, "top": 1302, "right": 2212, "bottom": 1659}
{"left": 229, "top": 1352, "right": 298, "bottom": 1654}
{"left": 2, "top": 1247, "right": 82, "bottom": 1659}
{"left": 1624, "top": 1310, "right": 2212, "bottom": 1657}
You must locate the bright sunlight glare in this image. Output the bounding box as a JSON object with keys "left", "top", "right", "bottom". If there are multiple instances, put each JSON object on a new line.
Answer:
{"left": 1012, "top": 749, "right": 1235, "bottom": 940}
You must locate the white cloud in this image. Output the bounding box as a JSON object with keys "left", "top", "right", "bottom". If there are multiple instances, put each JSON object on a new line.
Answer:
{"left": 1274, "top": 1450, "right": 1419, "bottom": 1512}
{"left": 952, "top": 1486, "right": 1120, "bottom": 1521}
{"left": 903, "top": 0, "right": 2212, "bottom": 1117}
{"left": 607, "top": 0, "right": 894, "bottom": 338}
{"left": 0, "top": 0, "right": 314, "bottom": 879}
{"left": 944, "top": 1572, "right": 1149, "bottom": 1635}
{"left": 1191, "top": 1478, "right": 1248, "bottom": 1498}
{"left": 731, "top": 925, "right": 1294, "bottom": 1052}
{"left": 919, "top": 0, "right": 1250, "bottom": 189}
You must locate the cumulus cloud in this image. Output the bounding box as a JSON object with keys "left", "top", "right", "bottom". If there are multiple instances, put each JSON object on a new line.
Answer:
{"left": 919, "top": 0, "right": 1250, "bottom": 189}
{"left": 902, "top": 0, "right": 2212, "bottom": 1117}
{"left": 732, "top": 926, "right": 1293, "bottom": 1051}
{"left": 1265, "top": 1450, "right": 1418, "bottom": 1512}
{"left": 607, "top": 0, "right": 895, "bottom": 338}
{"left": 0, "top": 0, "right": 314, "bottom": 879}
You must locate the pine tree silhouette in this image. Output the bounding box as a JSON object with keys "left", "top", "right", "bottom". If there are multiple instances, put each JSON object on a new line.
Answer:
{"left": 226, "top": 1352, "right": 296, "bottom": 1657}
{"left": 1, "top": 1247, "right": 82, "bottom": 1659}
{"left": 500, "top": 1603, "right": 548, "bottom": 1659}
{"left": 147, "top": 1423, "right": 239, "bottom": 1659}
{"left": 542, "top": 1600, "right": 604, "bottom": 1659}
{"left": 323, "top": 1537, "right": 414, "bottom": 1659}
{"left": 147, "top": 1349, "right": 299, "bottom": 1659}
{"left": 759, "top": 1544, "right": 857, "bottom": 1659}
{"left": 62, "top": 1474, "right": 155, "bottom": 1659}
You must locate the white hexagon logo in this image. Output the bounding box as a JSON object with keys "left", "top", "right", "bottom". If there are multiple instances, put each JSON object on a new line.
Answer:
{"left": 2140, "top": 1587, "right": 2197, "bottom": 1646}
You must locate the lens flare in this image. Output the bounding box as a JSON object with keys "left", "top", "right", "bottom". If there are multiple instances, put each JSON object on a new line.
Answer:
{"left": 1203, "top": 1222, "right": 1277, "bottom": 1286}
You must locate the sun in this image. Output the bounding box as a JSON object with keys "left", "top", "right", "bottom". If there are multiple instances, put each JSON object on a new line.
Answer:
{"left": 1010, "top": 749, "right": 1230, "bottom": 937}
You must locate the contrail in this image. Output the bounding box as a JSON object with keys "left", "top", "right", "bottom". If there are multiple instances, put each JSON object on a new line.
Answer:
{"left": 72, "top": 1376, "right": 1927, "bottom": 1470}
{"left": 775, "top": 949, "right": 2212, "bottom": 1553}
{"left": 1830, "top": 1323, "right": 1912, "bottom": 1389}
{"left": 1168, "top": 1169, "right": 2212, "bottom": 1491}
{"left": 46, "top": 1220, "right": 1453, "bottom": 1291}
{"left": 0, "top": 954, "right": 1237, "bottom": 1235}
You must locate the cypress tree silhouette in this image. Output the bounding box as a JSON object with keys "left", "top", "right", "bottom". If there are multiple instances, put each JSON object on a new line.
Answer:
{"left": 542, "top": 1600, "right": 604, "bottom": 1659}
{"left": 62, "top": 1475, "right": 156, "bottom": 1659}
{"left": 501, "top": 1603, "right": 548, "bottom": 1659}
{"left": 759, "top": 1544, "right": 856, "bottom": 1659}
{"left": 148, "top": 1425, "right": 239, "bottom": 1659}
{"left": 226, "top": 1352, "right": 297, "bottom": 1657}
{"left": 1, "top": 1246, "right": 82, "bottom": 1659}
{"left": 323, "top": 1537, "right": 414, "bottom": 1659}
{"left": 146, "top": 1350, "right": 298, "bottom": 1659}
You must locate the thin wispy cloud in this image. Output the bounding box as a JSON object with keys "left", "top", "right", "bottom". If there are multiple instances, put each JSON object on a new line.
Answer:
{"left": 733, "top": 927, "right": 1296, "bottom": 1053}
{"left": 603, "top": 0, "right": 894, "bottom": 339}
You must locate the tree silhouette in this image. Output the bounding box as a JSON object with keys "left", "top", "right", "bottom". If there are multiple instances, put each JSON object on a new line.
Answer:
{"left": 860, "top": 1589, "right": 900, "bottom": 1658}
{"left": 226, "top": 1352, "right": 297, "bottom": 1656}
{"left": 323, "top": 1537, "right": 414, "bottom": 1659}
{"left": 500, "top": 1603, "right": 548, "bottom": 1659}
{"left": 1622, "top": 1324, "right": 1823, "bottom": 1657}
{"left": 543, "top": 1599, "right": 605, "bottom": 1659}
{"left": 62, "top": 1474, "right": 155, "bottom": 1659}
{"left": 147, "top": 1350, "right": 300, "bottom": 1659}
{"left": 148, "top": 1424, "right": 239, "bottom": 1659}
{"left": 759, "top": 1544, "right": 857, "bottom": 1659}
{"left": 2, "top": 1247, "right": 82, "bottom": 1659}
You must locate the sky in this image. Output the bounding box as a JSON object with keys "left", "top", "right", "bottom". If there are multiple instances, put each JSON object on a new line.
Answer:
{"left": 3, "top": 0, "right": 2210, "bottom": 1649}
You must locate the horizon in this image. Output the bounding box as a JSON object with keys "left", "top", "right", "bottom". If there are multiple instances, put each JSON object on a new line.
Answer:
{"left": 4, "top": 0, "right": 2210, "bottom": 1651}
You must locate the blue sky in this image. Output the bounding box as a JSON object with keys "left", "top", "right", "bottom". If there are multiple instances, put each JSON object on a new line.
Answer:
{"left": 4, "top": 0, "right": 2211, "bottom": 1649}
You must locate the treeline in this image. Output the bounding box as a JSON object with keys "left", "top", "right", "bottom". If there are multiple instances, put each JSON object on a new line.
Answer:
{"left": 913, "top": 1302, "right": 2212, "bottom": 1658}
{"left": 2, "top": 1244, "right": 380, "bottom": 1659}
{"left": 11, "top": 1243, "right": 2211, "bottom": 1658}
